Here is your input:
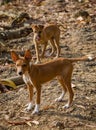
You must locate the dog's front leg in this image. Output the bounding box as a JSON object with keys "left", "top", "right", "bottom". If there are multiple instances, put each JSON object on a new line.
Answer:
{"left": 41, "top": 43, "right": 47, "bottom": 58}
{"left": 35, "top": 42, "right": 40, "bottom": 64}
{"left": 32, "top": 85, "right": 41, "bottom": 114}
{"left": 25, "top": 84, "right": 33, "bottom": 111}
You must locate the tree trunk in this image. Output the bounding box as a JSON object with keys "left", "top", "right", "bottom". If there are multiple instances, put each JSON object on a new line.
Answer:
{"left": 0, "top": 27, "right": 32, "bottom": 41}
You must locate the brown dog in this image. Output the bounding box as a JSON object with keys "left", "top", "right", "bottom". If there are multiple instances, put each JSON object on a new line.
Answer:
{"left": 11, "top": 50, "right": 94, "bottom": 114}
{"left": 32, "top": 24, "right": 60, "bottom": 63}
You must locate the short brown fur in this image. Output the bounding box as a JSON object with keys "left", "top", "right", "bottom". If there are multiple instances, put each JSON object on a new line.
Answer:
{"left": 11, "top": 50, "right": 94, "bottom": 114}
{"left": 32, "top": 24, "right": 60, "bottom": 63}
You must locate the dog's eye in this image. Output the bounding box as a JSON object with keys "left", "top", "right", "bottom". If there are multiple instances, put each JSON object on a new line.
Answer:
{"left": 22, "top": 63, "right": 27, "bottom": 67}
{"left": 34, "top": 30, "right": 37, "bottom": 33}
{"left": 16, "top": 64, "right": 19, "bottom": 66}
{"left": 38, "top": 31, "right": 42, "bottom": 34}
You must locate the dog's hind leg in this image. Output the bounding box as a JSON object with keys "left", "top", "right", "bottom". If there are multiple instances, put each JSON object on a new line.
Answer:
{"left": 49, "top": 39, "right": 56, "bottom": 56}
{"left": 41, "top": 43, "right": 47, "bottom": 58}
{"left": 63, "top": 80, "right": 74, "bottom": 108}
{"left": 54, "top": 36, "right": 60, "bottom": 58}
{"left": 55, "top": 76, "right": 67, "bottom": 102}
{"left": 62, "top": 66, "right": 74, "bottom": 108}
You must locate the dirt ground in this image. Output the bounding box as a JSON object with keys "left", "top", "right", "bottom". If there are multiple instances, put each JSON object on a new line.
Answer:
{"left": 0, "top": 0, "right": 96, "bottom": 129}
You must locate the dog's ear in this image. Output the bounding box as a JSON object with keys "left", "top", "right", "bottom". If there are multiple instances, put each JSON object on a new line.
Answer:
{"left": 11, "top": 51, "right": 19, "bottom": 62}
{"left": 31, "top": 24, "right": 37, "bottom": 29}
{"left": 24, "top": 50, "right": 32, "bottom": 61}
{"left": 38, "top": 25, "right": 44, "bottom": 30}
{"left": 31, "top": 24, "right": 38, "bottom": 32}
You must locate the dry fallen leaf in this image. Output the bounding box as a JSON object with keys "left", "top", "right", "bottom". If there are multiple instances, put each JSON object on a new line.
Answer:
{"left": 76, "top": 104, "right": 86, "bottom": 109}
{"left": 31, "top": 120, "right": 39, "bottom": 125}
{"left": 0, "top": 79, "right": 17, "bottom": 89}
{"left": 43, "top": 105, "right": 55, "bottom": 110}
{"left": 6, "top": 119, "right": 39, "bottom": 126}
{"left": 19, "top": 116, "right": 31, "bottom": 120}
{"left": 26, "top": 121, "right": 32, "bottom": 126}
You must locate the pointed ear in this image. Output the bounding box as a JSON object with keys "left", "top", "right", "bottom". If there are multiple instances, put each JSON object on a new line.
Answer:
{"left": 31, "top": 24, "right": 36, "bottom": 29}
{"left": 38, "top": 25, "right": 44, "bottom": 29}
{"left": 11, "top": 51, "right": 19, "bottom": 62}
{"left": 24, "top": 50, "right": 32, "bottom": 61}
{"left": 31, "top": 24, "right": 37, "bottom": 32}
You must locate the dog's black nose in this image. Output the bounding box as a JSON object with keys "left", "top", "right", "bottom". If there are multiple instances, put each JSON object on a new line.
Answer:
{"left": 18, "top": 72, "right": 23, "bottom": 75}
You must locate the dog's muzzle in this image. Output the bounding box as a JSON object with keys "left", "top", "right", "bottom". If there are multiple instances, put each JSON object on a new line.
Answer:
{"left": 18, "top": 71, "right": 23, "bottom": 76}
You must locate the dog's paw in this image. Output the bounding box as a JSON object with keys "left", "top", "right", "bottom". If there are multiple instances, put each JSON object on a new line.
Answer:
{"left": 25, "top": 103, "right": 33, "bottom": 111}
{"left": 63, "top": 103, "right": 70, "bottom": 109}
{"left": 32, "top": 104, "right": 40, "bottom": 115}
{"left": 55, "top": 97, "right": 62, "bottom": 102}
{"left": 32, "top": 109, "right": 39, "bottom": 115}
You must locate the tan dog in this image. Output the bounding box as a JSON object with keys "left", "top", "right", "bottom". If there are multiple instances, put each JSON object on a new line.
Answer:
{"left": 11, "top": 50, "right": 94, "bottom": 114}
{"left": 32, "top": 24, "right": 60, "bottom": 63}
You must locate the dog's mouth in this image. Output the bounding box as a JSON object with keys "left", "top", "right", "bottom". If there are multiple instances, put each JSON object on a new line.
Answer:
{"left": 36, "top": 35, "right": 41, "bottom": 41}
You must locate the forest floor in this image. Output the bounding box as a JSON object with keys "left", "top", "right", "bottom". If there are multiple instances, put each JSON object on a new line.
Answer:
{"left": 0, "top": 0, "right": 96, "bottom": 129}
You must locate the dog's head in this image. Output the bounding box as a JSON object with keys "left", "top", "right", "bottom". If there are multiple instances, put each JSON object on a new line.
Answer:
{"left": 11, "top": 50, "right": 32, "bottom": 76}
{"left": 32, "top": 24, "right": 44, "bottom": 41}
{"left": 32, "top": 24, "right": 44, "bottom": 33}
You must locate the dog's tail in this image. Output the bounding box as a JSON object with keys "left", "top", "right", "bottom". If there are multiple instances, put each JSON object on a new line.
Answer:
{"left": 68, "top": 55, "right": 96, "bottom": 63}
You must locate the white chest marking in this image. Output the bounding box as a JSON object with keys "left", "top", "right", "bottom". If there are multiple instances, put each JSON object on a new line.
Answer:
{"left": 23, "top": 71, "right": 33, "bottom": 86}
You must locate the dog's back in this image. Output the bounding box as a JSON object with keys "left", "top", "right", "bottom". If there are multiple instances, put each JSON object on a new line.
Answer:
{"left": 43, "top": 24, "right": 60, "bottom": 40}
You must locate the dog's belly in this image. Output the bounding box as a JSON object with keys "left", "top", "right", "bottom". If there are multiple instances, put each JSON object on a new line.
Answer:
{"left": 38, "top": 71, "right": 61, "bottom": 84}
{"left": 36, "top": 39, "right": 45, "bottom": 44}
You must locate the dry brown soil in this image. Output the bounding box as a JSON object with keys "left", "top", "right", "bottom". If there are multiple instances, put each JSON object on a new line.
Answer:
{"left": 0, "top": 0, "right": 96, "bottom": 129}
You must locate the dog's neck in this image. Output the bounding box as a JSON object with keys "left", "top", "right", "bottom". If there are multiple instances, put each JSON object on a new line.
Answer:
{"left": 23, "top": 71, "right": 33, "bottom": 86}
{"left": 22, "top": 62, "right": 34, "bottom": 86}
